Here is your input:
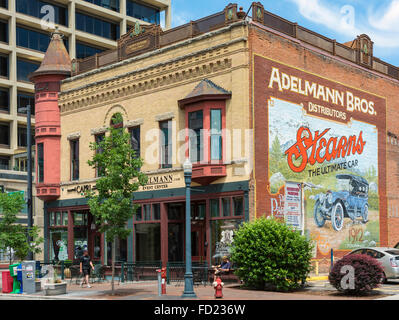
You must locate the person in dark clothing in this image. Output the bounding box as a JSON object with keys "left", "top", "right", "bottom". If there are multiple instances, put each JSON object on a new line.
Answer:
{"left": 212, "top": 256, "right": 231, "bottom": 281}
{"left": 80, "top": 250, "right": 94, "bottom": 288}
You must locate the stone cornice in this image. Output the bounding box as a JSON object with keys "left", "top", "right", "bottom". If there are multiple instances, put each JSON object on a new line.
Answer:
{"left": 62, "top": 20, "right": 247, "bottom": 84}
{"left": 155, "top": 112, "right": 175, "bottom": 122}
{"left": 90, "top": 126, "right": 108, "bottom": 135}
{"left": 124, "top": 118, "right": 144, "bottom": 128}
{"left": 67, "top": 132, "right": 81, "bottom": 140}
{"left": 59, "top": 38, "right": 247, "bottom": 115}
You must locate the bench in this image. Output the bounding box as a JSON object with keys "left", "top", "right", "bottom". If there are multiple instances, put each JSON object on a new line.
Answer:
{"left": 208, "top": 268, "right": 241, "bottom": 284}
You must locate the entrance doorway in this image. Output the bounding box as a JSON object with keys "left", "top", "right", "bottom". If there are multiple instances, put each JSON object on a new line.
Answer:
{"left": 166, "top": 202, "right": 207, "bottom": 263}
{"left": 191, "top": 221, "right": 206, "bottom": 262}
{"left": 191, "top": 202, "right": 206, "bottom": 262}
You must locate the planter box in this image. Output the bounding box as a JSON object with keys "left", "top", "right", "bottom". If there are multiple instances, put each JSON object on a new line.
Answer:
{"left": 43, "top": 282, "right": 67, "bottom": 296}
{"left": 35, "top": 281, "right": 42, "bottom": 292}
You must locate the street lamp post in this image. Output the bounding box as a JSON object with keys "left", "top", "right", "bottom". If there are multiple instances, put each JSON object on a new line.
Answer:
{"left": 21, "top": 105, "right": 33, "bottom": 260}
{"left": 182, "top": 158, "right": 196, "bottom": 298}
{"left": 27, "top": 104, "right": 33, "bottom": 260}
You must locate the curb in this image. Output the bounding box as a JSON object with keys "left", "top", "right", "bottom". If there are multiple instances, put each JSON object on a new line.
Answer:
{"left": 307, "top": 276, "right": 328, "bottom": 281}
{"left": 0, "top": 292, "right": 104, "bottom": 300}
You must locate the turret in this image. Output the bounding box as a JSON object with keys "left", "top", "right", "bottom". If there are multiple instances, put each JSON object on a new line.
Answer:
{"left": 29, "top": 29, "right": 71, "bottom": 201}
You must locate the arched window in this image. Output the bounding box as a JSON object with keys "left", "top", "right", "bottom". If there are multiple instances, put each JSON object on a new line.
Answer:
{"left": 110, "top": 112, "right": 123, "bottom": 128}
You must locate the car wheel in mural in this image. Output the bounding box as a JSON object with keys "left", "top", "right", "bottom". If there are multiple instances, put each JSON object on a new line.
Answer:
{"left": 362, "top": 205, "right": 369, "bottom": 223}
{"left": 313, "top": 200, "right": 325, "bottom": 228}
{"left": 331, "top": 202, "right": 344, "bottom": 232}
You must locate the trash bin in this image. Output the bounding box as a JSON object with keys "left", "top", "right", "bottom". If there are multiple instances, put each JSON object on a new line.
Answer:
{"left": 1, "top": 271, "right": 13, "bottom": 293}
{"left": 9, "top": 263, "right": 21, "bottom": 294}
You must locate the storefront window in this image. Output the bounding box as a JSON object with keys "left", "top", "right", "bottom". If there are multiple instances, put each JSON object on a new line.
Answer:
{"left": 168, "top": 223, "right": 184, "bottom": 262}
{"left": 210, "top": 219, "right": 242, "bottom": 265}
{"left": 167, "top": 203, "right": 184, "bottom": 220}
{"left": 56, "top": 212, "right": 62, "bottom": 226}
{"left": 222, "top": 198, "right": 231, "bottom": 217}
{"left": 152, "top": 204, "right": 160, "bottom": 220}
{"left": 135, "top": 205, "right": 142, "bottom": 221}
{"left": 233, "top": 197, "right": 244, "bottom": 216}
{"left": 210, "top": 199, "right": 220, "bottom": 217}
{"left": 62, "top": 212, "right": 68, "bottom": 226}
{"left": 50, "top": 229, "right": 68, "bottom": 261}
{"left": 135, "top": 223, "right": 160, "bottom": 262}
{"left": 73, "top": 211, "right": 88, "bottom": 260}
{"left": 94, "top": 234, "right": 101, "bottom": 260}
{"left": 143, "top": 204, "right": 151, "bottom": 220}
{"left": 73, "top": 211, "right": 87, "bottom": 226}
{"left": 107, "top": 237, "right": 127, "bottom": 264}
{"left": 49, "top": 211, "right": 55, "bottom": 226}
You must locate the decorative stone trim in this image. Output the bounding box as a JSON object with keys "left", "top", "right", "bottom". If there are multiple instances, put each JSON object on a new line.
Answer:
{"left": 125, "top": 118, "right": 144, "bottom": 128}
{"left": 60, "top": 178, "right": 100, "bottom": 186}
{"left": 59, "top": 52, "right": 236, "bottom": 114}
{"left": 155, "top": 112, "right": 175, "bottom": 122}
{"left": 144, "top": 167, "right": 183, "bottom": 175}
{"left": 90, "top": 127, "right": 108, "bottom": 135}
{"left": 58, "top": 34, "right": 248, "bottom": 114}
{"left": 62, "top": 21, "right": 247, "bottom": 84}
{"left": 67, "top": 132, "right": 81, "bottom": 140}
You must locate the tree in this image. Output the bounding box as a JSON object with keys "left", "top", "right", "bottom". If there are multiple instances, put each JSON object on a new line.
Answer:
{"left": 0, "top": 191, "right": 43, "bottom": 264}
{"left": 86, "top": 113, "right": 148, "bottom": 295}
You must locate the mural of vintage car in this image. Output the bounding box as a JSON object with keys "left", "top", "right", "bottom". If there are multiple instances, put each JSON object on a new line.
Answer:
{"left": 313, "top": 174, "right": 369, "bottom": 231}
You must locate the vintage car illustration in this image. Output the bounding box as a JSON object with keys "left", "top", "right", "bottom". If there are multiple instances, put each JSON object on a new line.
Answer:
{"left": 313, "top": 174, "right": 369, "bottom": 231}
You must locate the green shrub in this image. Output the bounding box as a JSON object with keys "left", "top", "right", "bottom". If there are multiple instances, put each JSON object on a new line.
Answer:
{"left": 231, "top": 217, "right": 313, "bottom": 291}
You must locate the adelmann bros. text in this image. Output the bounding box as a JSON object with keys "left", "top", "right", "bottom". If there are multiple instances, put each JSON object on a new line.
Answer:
{"left": 268, "top": 67, "right": 377, "bottom": 116}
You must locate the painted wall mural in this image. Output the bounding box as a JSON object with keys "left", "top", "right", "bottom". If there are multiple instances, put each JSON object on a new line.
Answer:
{"left": 253, "top": 54, "right": 387, "bottom": 256}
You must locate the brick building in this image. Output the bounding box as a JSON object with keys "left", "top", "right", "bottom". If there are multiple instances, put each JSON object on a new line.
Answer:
{"left": 32, "top": 2, "right": 399, "bottom": 267}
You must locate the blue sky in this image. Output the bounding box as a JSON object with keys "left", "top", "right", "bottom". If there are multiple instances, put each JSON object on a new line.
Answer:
{"left": 169, "top": 0, "right": 399, "bottom": 66}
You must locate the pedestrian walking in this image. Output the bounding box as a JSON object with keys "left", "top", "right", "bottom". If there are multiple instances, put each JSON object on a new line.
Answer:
{"left": 80, "top": 250, "right": 95, "bottom": 288}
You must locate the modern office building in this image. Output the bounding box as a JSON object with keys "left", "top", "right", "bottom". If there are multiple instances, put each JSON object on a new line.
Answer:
{"left": 0, "top": 0, "right": 171, "bottom": 264}
{"left": 0, "top": 0, "right": 171, "bottom": 173}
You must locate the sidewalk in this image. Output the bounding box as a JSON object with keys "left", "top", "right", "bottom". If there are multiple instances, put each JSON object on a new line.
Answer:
{"left": 0, "top": 278, "right": 395, "bottom": 300}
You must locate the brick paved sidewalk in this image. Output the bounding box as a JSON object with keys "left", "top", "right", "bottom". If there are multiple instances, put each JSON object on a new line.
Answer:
{"left": 3, "top": 279, "right": 383, "bottom": 300}
{"left": 0, "top": 273, "right": 395, "bottom": 300}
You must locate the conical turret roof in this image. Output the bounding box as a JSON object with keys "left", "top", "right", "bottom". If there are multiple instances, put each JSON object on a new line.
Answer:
{"left": 29, "top": 28, "right": 71, "bottom": 80}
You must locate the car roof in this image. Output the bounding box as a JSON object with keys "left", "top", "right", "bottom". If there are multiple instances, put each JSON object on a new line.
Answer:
{"left": 352, "top": 247, "right": 399, "bottom": 252}
{"left": 336, "top": 174, "right": 369, "bottom": 185}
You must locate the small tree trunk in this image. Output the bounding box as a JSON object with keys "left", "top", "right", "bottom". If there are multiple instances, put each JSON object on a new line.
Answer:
{"left": 111, "top": 238, "right": 116, "bottom": 295}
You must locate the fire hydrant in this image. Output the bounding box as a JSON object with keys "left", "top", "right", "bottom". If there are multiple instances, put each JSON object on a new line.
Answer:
{"left": 161, "top": 267, "right": 167, "bottom": 294}
{"left": 213, "top": 277, "right": 224, "bottom": 298}
{"left": 156, "top": 267, "right": 167, "bottom": 295}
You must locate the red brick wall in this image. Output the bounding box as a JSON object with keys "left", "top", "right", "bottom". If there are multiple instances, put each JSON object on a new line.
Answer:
{"left": 249, "top": 24, "right": 399, "bottom": 250}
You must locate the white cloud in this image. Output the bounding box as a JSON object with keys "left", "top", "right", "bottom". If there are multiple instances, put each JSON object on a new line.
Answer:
{"left": 368, "top": 0, "right": 399, "bottom": 31}
{"left": 289, "top": 0, "right": 399, "bottom": 49}
{"left": 290, "top": 0, "right": 359, "bottom": 35}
